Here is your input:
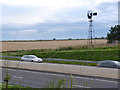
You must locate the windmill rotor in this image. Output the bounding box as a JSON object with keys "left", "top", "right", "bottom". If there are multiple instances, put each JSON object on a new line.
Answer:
{"left": 87, "top": 10, "right": 97, "bottom": 20}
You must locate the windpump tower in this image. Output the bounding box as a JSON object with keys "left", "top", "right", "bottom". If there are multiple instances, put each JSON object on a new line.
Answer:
{"left": 87, "top": 10, "right": 97, "bottom": 45}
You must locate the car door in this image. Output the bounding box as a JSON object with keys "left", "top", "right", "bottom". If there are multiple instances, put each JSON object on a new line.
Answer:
{"left": 100, "top": 61, "right": 108, "bottom": 67}
{"left": 30, "top": 56, "right": 35, "bottom": 61}
{"left": 107, "top": 62, "right": 117, "bottom": 68}
{"left": 23, "top": 55, "right": 28, "bottom": 61}
{"left": 25, "top": 55, "right": 31, "bottom": 61}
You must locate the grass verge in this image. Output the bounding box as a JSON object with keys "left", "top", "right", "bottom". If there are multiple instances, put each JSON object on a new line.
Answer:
{"left": 1, "top": 44, "right": 119, "bottom": 66}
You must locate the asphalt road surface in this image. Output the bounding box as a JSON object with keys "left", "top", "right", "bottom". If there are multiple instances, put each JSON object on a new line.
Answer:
{"left": 2, "top": 68, "right": 119, "bottom": 88}
{"left": 1, "top": 59, "right": 119, "bottom": 79}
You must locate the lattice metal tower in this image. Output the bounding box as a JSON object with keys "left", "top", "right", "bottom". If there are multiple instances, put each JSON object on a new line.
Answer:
{"left": 87, "top": 10, "right": 97, "bottom": 45}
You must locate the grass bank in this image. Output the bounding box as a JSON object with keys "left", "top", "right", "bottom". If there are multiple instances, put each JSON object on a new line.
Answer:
{"left": 1, "top": 44, "right": 119, "bottom": 66}
{"left": 2, "top": 45, "right": 119, "bottom": 61}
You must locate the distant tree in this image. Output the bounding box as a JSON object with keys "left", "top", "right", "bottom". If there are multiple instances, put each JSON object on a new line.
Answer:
{"left": 94, "top": 36, "right": 106, "bottom": 39}
{"left": 107, "top": 25, "right": 120, "bottom": 43}
{"left": 68, "top": 38, "right": 72, "bottom": 40}
{"left": 101, "top": 37, "right": 105, "bottom": 39}
{"left": 53, "top": 38, "right": 56, "bottom": 40}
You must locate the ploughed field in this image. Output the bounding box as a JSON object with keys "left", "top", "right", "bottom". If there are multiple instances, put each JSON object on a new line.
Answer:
{"left": 2, "top": 39, "right": 107, "bottom": 51}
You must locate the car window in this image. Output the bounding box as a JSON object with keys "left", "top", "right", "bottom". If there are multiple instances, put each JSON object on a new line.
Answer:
{"left": 101, "top": 62, "right": 108, "bottom": 66}
{"left": 119, "top": 62, "right": 120, "bottom": 66}
{"left": 30, "top": 55, "right": 37, "bottom": 58}
{"left": 108, "top": 62, "right": 116, "bottom": 66}
{"left": 23, "top": 55, "right": 30, "bottom": 58}
{"left": 31, "top": 56, "right": 36, "bottom": 58}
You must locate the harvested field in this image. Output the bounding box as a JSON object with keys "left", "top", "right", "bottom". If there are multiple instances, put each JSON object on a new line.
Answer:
{"left": 2, "top": 39, "right": 107, "bottom": 51}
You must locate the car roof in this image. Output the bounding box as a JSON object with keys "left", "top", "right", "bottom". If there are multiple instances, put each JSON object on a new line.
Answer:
{"left": 23, "top": 55, "right": 37, "bottom": 57}
{"left": 29, "top": 55, "right": 36, "bottom": 56}
{"left": 99, "top": 60, "right": 119, "bottom": 64}
{"left": 23, "top": 55, "right": 35, "bottom": 56}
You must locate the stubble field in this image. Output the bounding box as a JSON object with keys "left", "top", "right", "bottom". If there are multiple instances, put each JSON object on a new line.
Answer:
{"left": 2, "top": 39, "right": 107, "bottom": 51}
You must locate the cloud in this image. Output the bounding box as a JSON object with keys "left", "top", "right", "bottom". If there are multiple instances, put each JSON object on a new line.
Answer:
{"left": 17, "top": 29, "right": 37, "bottom": 33}
{"left": 94, "top": 1, "right": 118, "bottom": 25}
{"left": 1, "top": 0, "right": 89, "bottom": 7}
{"left": 1, "top": 0, "right": 118, "bottom": 40}
{"left": 2, "top": 21, "right": 112, "bottom": 40}
{"left": 1, "top": 0, "right": 117, "bottom": 7}
{"left": 2, "top": 29, "right": 37, "bottom": 40}
{"left": 118, "top": 1, "right": 120, "bottom": 24}
{"left": 1, "top": 0, "right": 118, "bottom": 24}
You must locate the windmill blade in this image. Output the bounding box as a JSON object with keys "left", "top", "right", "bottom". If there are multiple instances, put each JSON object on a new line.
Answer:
{"left": 87, "top": 10, "right": 93, "bottom": 19}
{"left": 93, "top": 12, "right": 97, "bottom": 16}
{"left": 87, "top": 13, "right": 92, "bottom": 19}
{"left": 87, "top": 11, "right": 92, "bottom": 19}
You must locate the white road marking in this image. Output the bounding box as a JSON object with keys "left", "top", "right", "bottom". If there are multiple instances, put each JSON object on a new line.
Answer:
{"left": 73, "top": 85, "right": 90, "bottom": 88}
{"left": 94, "top": 79, "right": 118, "bottom": 83}
{"left": 74, "top": 77, "right": 118, "bottom": 83}
{"left": 40, "top": 73, "right": 118, "bottom": 83}
{"left": 9, "top": 69, "right": 118, "bottom": 83}
{"left": 44, "top": 73, "right": 65, "bottom": 77}
{"left": 74, "top": 77, "right": 93, "bottom": 80}
{"left": 19, "top": 70, "right": 32, "bottom": 73}
{"left": 8, "top": 69, "right": 16, "bottom": 71}
{"left": 13, "top": 76, "right": 23, "bottom": 79}
{"left": 19, "top": 70, "right": 44, "bottom": 74}
{"left": 19, "top": 70, "right": 65, "bottom": 76}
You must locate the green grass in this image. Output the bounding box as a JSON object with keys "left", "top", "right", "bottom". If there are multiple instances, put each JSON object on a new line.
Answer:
{"left": 0, "top": 83, "right": 24, "bottom": 89}
{"left": 2, "top": 47, "right": 119, "bottom": 61}
{"left": 1, "top": 45, "right": 119, "bottom": 66}
{"left": 1, "top": 57, "right": 97, "bottom": 66}
{"left": 44, "top": 60, "right": 97, "bottom": 66}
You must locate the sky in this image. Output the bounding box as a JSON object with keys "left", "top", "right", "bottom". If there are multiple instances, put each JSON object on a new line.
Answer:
{"left": 118, "top": 1, "right": 120, "bottom": 25}
{"left": 1, "top": 0, "right": 119, "bottom": 41}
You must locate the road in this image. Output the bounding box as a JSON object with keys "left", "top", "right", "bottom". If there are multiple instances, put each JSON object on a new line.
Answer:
{"left": 2, "top": 68, "right": 119, "bottom": 88}
{"left": 1, "top": 59, "right": 119, "bottom": 79}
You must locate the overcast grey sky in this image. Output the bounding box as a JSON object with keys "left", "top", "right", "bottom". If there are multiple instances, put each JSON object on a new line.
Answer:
{"left": 1, "top": 0, "right": 119, "bottom": 40}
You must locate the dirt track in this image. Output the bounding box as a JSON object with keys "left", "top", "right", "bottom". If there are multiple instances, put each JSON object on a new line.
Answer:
{"left": 2, "top": 39, "right": 107, "bottom": 51}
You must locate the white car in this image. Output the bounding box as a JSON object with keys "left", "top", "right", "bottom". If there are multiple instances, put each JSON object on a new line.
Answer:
{"left": 21, "top": 55, "right": 43, "bottom": 63}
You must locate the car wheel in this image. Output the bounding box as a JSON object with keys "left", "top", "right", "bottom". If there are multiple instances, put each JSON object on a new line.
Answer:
{"left": 31, "top": 60, "right": 33, "bottom": 62}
